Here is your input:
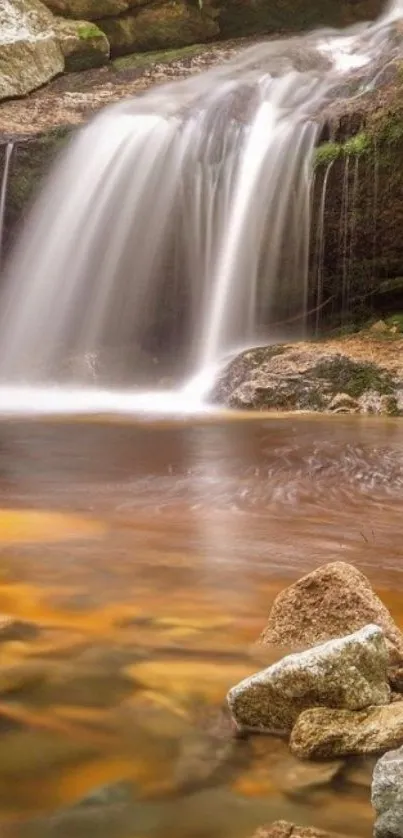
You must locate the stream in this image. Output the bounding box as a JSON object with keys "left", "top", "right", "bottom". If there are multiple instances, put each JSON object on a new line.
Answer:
{"left": 0, "top": 412, "right": 401, "bottom": 838}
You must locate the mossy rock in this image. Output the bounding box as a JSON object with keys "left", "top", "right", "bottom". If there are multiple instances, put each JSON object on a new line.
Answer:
{"left": 55, "top": 17, "right": 110, "bottom": 71}
{"left": 43, "top": 0, "right": 148, "bottom": 19}
{"left": 97, "top": 1, "right": 219, "bottom": 55}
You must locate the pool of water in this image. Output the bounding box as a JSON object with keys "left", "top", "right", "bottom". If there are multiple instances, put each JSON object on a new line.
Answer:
{"left": 0, "top": 413, "right": 401, "bottom": 838}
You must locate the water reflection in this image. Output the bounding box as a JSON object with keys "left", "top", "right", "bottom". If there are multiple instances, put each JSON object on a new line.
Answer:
{"left": 0, "top": 414, "right": 401, "bottom": 837}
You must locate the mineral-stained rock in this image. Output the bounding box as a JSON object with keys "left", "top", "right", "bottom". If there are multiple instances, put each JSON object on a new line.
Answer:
{"left": 54, "top": 17, "right": 110, "bottom": 71}
{"left": 259, "top": 561, "right": 403, "bottom": 665}
{"left": 372, "top": 746, "right": 403, "bottom": 838}
{"left": 251, "top": 822, "right": 353, "bottom": 838}
{"left": 0, "top": 0, "right": 64, "bottom": 101}
{"left": 291, "top": 703, "right": 403, "bottom": 759}
{"left": 227, "top": 625, "right": 390, "bottom": 733}
{"left": 98, "top": 1, "right": 219, "bottom": 55}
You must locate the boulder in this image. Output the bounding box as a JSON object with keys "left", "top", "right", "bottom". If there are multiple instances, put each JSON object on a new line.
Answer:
{"left": 251, "top": 822, "right": 353, "bottom": 838}
{"left": 212, "top": 347, "right": 402, "bottom": 415}
{"left": 372, "top": 747, "right": 403, "bottom": 838}
{"left": 227, "top": 625, "right": 389, "bottom": 734}
{"left": 54, "top": 17, "right": 110, "bottom": 71}
{"left": 43, "top": 0, "right": 146, "bottom": 17}
{"left": 0, "top": 0, "right": 64, "bottom": 101}
{"left": 291, "top": 703, "right": 403, "bottom": 759}
{"left": 97, "top": 1, "right": 219, "bottom": 56}
{"left": 259, "top": 562, "right": 403, "bottom": 665}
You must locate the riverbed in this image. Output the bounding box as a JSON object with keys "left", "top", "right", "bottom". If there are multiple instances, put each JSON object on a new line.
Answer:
{"left": 0, "top": 413, "right": 401, "bottom": 838}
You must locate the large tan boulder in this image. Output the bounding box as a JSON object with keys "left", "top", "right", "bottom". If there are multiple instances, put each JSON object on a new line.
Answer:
{"left": 54, "top": 17, "right": 110, "bottom": 71}
{"left": 290, "top": 703, "right": 403, "bottom": 759}
{"left": 0, "top": 0, "right": 64, "bottom": 101}
{"left": 98, "top": 1, "right": 219, "bottom": 55}
{"left": 227, "top": 625, "right": 390, "bottom": 734}
{"left": 43, "top": 0, "right": 146, "bottom": 18}
{"left": 260, "top": 561, "right": 403, "bottom": 664}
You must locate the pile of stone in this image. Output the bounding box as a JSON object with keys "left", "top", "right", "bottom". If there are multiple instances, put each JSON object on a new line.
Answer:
{"left": 226, "top": 562, "right": 403, "bottom": 838}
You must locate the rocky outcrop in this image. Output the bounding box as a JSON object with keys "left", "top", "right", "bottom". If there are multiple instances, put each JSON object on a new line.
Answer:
{"left": 0, "top": 0, "right": 64, "bottom": 100}
{"left": 259, "top": 561, "right": 403, "bottom": 664}
{"left": 227, "top": 625, "right": 390, "bottom": 734}
{"left": 372, "top": 747, "right": 403, "bottom": 838}
{"left": 212, "top": 342, "right": 403, "bottom": 415}
{"left": 291, "top": 702, "right": 403, "bottom": 759}
{"left": 97, "top": 1, "right": 219, "bottom": 55}
{"left": 54, "top": 17, "right": 110, "bottom": 71}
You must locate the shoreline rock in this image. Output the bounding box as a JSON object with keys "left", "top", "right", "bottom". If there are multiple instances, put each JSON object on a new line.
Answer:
{"left": 259, "top": 561, "right": 403, "bottom": 667}
{"left": 372, "top": 746, "right": 403, "bottom": 838}
{"left": 251, "top": 822, "right": 357, "bottom": 838}
{"left": 290, "top": 703, "right": 403, "bottom": 759}
{"left": 227, "top": 624, "right": 389, "bottom": 734}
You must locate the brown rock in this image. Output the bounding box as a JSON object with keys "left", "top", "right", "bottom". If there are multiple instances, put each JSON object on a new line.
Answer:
{"left": 290, "top": 703, "right": 403, "bottom": 759}
{"left": 260, "top": 562, "right": 403, "bottom": 665}
{"left": 252, "top": 822, "right": 351, "bottom": 838}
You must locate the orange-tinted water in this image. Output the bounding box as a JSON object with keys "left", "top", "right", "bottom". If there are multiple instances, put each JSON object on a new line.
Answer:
{"left": 0, "top": 414, "right": 401, "bottom": 838}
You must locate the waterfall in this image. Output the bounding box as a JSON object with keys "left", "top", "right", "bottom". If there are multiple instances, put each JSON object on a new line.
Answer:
{"left": 0, "top": 0, "right": 402, "bottom": 414}
{"left": 0, "top": 142, "right": 14, "bottom": 269}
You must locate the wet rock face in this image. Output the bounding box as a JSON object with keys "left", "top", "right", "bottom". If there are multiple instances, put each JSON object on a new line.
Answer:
{"left": 227, "top": 624, "right": 390, "bottom": 734}
{"left": 291, "top": 703, "right": 403, "bottom": 759}
{"left": 372, "top": 747, "right": 403, "bottom": 838}
{"left": 0, "top": 0, "right": 64, "bottom": 101}
{"left": 259, "top": 561, "right": 403, "bottom": 665}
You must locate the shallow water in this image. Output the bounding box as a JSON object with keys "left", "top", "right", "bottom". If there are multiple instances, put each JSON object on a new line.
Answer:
{"left": 0, "top": 413, "right": 401, "bottom": 838}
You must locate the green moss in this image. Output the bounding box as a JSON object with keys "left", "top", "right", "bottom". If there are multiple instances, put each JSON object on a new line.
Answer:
{"left": 77, "top": 23, "right": 104, "bottom": 41}
{"left": 314, "top": 141, "right": 341, "bottom": 168}
{"left": 343, "top": 131, "right": 371, "bottom": 156}
{"left": 312, "top": 357, "right": 395, "bottom": 398}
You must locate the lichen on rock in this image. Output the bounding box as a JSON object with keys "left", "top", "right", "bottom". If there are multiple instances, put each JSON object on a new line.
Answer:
{"left": 227, "top": 624, "right": 390, "bottom": 734}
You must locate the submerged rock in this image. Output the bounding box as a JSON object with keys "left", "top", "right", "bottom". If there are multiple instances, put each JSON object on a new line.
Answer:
{"left": 372, "top": 747, "right": 403, "bottom": 838}
{"left": 259, "top": 561, "right": 403, "bottom": 665}
{"left": 291, "top": 703, "right": 403, "bottom": 759}
{"left": 0, "top": 0, "right": 64, "bottom": 101}
{"left": 55, "top": 17, "right": 110, "bottom": 71}
{"left": 227, "top": 625, "right": 389, "bottom": 733}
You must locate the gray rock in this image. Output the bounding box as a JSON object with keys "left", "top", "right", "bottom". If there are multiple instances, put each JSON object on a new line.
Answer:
{"left": 372, "top": 747, "right": 403, "bottom": 838}
{"left": 0, "top": 0, "right": 64, "bottom": 101}
{"left": 227, "top": 624, "right": 390, "bottom": 733}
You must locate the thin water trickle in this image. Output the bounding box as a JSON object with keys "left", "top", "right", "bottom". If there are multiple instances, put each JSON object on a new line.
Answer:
{"left": 0, "top": 142, "right": 13, "bottom": 268}
{"left": 312, "top": 159, "right": 334, "bottom": 334}
{"left": 0, "top": 1, "right": 403, "bottom": 414}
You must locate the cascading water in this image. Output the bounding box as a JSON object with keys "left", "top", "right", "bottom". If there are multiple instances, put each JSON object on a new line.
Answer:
{"left": 0, "top": 1, "right": 402, "bottom": 415}
{"left": 0, "top": 142, "right": 13, "bottom": 269}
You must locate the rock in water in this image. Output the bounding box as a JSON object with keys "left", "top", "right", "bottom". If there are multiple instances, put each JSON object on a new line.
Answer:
{"left": 251, "top": 822, "right": 355, "bottom": 838}
{"left": 291, "top": 703, "right": 403, "bottom": 759}
{"left": 372, "top": 747, "right": 403, "bottom": 838}
{"left": 0, "top": 0, "right": 64, "bottom": 101}
{"left": 227, "top": 625, "right": 389, "bottom": 733}
{"left": 260, "top": 561, "right": 403, "bottom": 665}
